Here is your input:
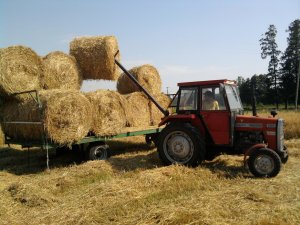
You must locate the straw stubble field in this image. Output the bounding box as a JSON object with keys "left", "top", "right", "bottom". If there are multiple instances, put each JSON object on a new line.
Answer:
{"left": 0, "top": 111, "right": 299, "bottom": 225}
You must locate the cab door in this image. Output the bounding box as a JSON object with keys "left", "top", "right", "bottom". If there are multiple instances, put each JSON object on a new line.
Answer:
{"left": 200, "top": 86, "right": 231, "bottom": 145}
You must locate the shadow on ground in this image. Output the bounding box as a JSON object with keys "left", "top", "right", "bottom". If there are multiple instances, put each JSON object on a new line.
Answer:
{"left": 0, "top": 145, "right": 83, "bottom": 175}
{"left": 202, "top": 157, "right": 250, "bottom": 178}
{"left": 0, "top": 142, "right": 249, "bottom": 178}
{"left": 0, "top": 140, "right": 157, "bottom": 175}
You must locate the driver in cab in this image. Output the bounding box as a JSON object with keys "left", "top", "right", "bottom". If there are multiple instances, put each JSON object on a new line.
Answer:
{"left": 202, "top": 91, "right": 219, "bottom": 110}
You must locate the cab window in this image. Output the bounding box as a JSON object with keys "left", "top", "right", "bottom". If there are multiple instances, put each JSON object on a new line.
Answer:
{"left": 178, "top": 87, "right": 198, "bottom": 111}
{"left": 201, "top": 87, "right": 226, "bottom": 110}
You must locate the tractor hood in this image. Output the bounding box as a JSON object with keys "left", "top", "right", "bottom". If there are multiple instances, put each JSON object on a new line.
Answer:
{"left": 235, "top": 114, "right": 285, "bottom": 154}
{"left": 235, "top": 115, "right": 278, "bottom": 131}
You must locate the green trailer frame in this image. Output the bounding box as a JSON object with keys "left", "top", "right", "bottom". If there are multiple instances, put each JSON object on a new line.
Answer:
{"left": 4, "top": 127, "right": 163, "bottom": 149}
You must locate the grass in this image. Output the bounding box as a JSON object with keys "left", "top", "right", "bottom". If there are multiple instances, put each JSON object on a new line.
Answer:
{"left": 0, "top": 136, "right": 299, "bottom": 225}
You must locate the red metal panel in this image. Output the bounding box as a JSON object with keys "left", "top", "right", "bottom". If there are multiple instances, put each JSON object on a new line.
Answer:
{"left": 235, "top": 115, "right": 278, "bottom": 150}
{"left": 201, "top": 111, "right": 231, "bottom": 145}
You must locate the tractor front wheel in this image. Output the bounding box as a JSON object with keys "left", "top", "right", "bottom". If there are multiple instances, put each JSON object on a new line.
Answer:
{"left": 157, "top": 123, "right": 205, "bottom": 167}
{"left": 248, "top": 148, "right": 281, "bottom": 178}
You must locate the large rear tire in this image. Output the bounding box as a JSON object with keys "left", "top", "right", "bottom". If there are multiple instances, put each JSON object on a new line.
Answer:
{"left": 157, "top": 123, "right": 205, "bottom": 167}
{"left": 248, "top": 148, "right": 281, "bottom": 178}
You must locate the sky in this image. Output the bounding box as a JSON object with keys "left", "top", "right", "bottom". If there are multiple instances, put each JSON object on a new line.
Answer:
{"left": 1, "top": 0, "right": 299, "bottom": 93}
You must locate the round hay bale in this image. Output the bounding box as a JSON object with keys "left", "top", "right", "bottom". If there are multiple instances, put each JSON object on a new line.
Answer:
{"left": 0, "top": 46, "right": 42, "bottom": 100}
{"left": 116, "top": 64, "right": 162, "bottom": 95}
{"left": 41, "top": 51, "right": 82, "bottom": 90}
{"left": 150, "top": 94, "right": 171, "bottom": 125}
{"left": 1, "top": 90, "right": 93, "bottom": 145}
{"left": 125, "top": 92, "right": 151, "bottom": 127}
{"left": 85, "top": 90, "right": 128, "bottom": 136}
{"left": 70, "top": 36, "right": 120, "bottom": 81}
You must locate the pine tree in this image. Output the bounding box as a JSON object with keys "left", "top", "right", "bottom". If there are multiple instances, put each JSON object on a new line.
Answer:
{"left": 280, "top": 19, "right": 300, "bottom": 109}
{"left": 260, "top": 25, "right": 281, "bottom": 109}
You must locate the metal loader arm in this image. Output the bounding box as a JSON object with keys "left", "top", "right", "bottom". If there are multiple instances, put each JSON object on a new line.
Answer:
{"left": 114, "top": 51, "right": 169, "bottom": 116}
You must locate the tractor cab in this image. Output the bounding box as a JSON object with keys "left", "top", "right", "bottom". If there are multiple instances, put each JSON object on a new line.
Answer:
{"left": 170, "top": 79, "right": 243, "bottom": 114}
{"left": 163, "top": 79, "right": 243, "bottom": 146}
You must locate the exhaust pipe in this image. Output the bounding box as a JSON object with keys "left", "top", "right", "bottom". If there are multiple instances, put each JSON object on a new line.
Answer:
{"left": 251, "top": 75, "right": 257, "bottom": 116}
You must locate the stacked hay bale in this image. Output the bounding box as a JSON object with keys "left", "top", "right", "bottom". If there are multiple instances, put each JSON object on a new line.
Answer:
{"left": 116, "top": 64, "right": 170, "bottom": 126}
{"left": 70, "top": 36, "right": 120, "bottom": 81}
{"left": 117, "top": 64, "right": 161, "bottom": 95}
{"left": 85, "top": 90, "right": 129, "bottom": 136}
{"left": 1, "top": 90, "right": 92, "bottom": 145}
{"left": 0, "top": 46, "right": 43, "bottom": 101}
{"left": 125, "top": 92, "right": 152, "bottom": 127}
{"left": 41, "top": 51, "right": 82, "bottom": 90}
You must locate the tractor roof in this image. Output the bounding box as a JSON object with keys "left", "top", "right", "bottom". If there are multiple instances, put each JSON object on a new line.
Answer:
{"left": 178, "top": 79, "right": 236, "bottom": 87}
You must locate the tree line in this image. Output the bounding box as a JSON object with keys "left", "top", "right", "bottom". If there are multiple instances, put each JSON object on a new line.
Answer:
{"left": 237, "top": 19, "right": 300, "bottom": 109}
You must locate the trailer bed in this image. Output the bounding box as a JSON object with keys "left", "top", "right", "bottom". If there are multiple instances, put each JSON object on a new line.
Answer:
{"left": 4, "top": 126, "right": 164, "bottom": 148}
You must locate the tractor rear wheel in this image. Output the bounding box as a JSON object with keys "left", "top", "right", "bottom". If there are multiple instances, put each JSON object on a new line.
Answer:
{"left": 248, "top": 148, "right": 281, "bottom": 178}
{"left": 157, "top": 123, "right": 205, "bottom": 167}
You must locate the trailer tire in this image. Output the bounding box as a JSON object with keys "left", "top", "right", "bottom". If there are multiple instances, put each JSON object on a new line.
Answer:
{"left": 157, "top": 123, "right": 205, "bottom": 167}
{"left": 87, "top": 143, "right": 110, "bottom": 161}
{"left": 248, "top": 148, "right": 281, "bottom": 178}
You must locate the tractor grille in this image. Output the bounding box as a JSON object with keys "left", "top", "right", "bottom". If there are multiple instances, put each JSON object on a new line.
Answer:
{"left": 277, "top": 119, "right": 284, "bottom": 152}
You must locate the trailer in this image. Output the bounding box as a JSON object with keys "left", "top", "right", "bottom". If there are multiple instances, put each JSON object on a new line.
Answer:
{"left": 3, "top": 124, "right": 162, "bottom": 165}
{"left": 1, "top": 88, "right": 164, "bottom": 169}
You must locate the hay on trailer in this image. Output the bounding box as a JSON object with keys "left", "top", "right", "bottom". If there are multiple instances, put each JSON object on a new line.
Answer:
{"left": 70, "top": 36, "right": 120, "bottom": 80}
{"left": 1, "top": 90, "right": 92, "bottom": 145}
{"left": 85, "top": 90, "right": 128, "bottom": 136}
{"left": 117, "top": 64, "right": 162, "bottom": 95}
{"left": 125, "top": 92, "right": 151, "bottom": 127}
{"left": 41, "top": 51, "right": 82, "bottom": 90}
{"left": 150, "top": 94, "right": 171, "bottom": 125}
{"left": 0, "top": 46, "right": 42, "bottom": 101}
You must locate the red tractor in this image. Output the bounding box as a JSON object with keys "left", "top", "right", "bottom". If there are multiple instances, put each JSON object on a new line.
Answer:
{"left": 155, "top": 79, "right": 288, "bottom": 177}
{"left": 115, "top": 57, "right": 288, "bottom": 178}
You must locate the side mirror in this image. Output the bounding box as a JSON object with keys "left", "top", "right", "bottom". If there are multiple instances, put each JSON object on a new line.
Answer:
{"left": 270, "top": 110, "right": 277, "bottom": 118}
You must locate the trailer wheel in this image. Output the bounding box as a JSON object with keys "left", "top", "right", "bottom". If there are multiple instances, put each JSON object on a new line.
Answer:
{"left": 248, "top": 148, "right": 281, "bottom": 178}
{"left": 87, "top": 144, "right": 110, "bottom": 160}
{"left": 157, "top": 123, "right": 205, "bottom": 167}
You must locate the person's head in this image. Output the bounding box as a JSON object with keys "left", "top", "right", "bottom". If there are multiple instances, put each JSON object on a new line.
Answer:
{"left": 204, "top": 91, "right": 214, "bottom": 100}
